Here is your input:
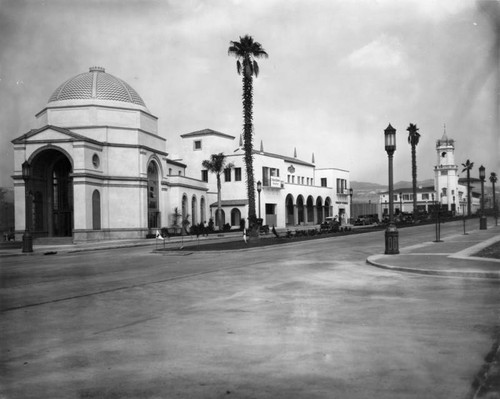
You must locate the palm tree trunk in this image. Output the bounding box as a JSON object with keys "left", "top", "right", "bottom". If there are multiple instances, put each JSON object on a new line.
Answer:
{"left": 242, "top": 73, "right": 257, "bottom": 230}
{"left": 411, "top": 144, "right": 417, "bottom": 217}
{"left": 217, "top": 174, "right": 222, "bottom": 231}
{"left": 467, "top": 171, "right": 471, "bottom": 216}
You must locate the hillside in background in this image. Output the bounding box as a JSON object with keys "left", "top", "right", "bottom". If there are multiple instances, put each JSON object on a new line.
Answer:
{"left": 351, "top": 179, "right": 434, "bottom": 203}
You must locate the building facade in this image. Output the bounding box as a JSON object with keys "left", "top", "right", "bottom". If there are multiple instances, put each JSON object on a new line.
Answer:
{"left": 179, "top": 129, "right": 350, "bottom": 229}
{"left": 12, "top": 67, "right": 350, "bottom": 242}
{"left": 378, "top": 129, "right": 479, "bottom": 218}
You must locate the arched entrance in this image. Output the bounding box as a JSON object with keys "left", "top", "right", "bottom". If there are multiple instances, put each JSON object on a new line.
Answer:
{"left": 230, "top": 208, "right": 241, "bottom": 227}
{"left": 324, "top": 197, "right": 332, "bottom": 218}
{"left": 306, "top": 196, "right": 314, "bottom": 224}
{"left": 285, "top": 194, "right": 294, "bottom": 226}
{"left": 30, "top": 149, "right": 73, "bottom": 237}
{"left": 297, "top": 195, "right": 305, "bottom": 225}
{"left": 316, "top": 197, "right": 324, "bottom": 223}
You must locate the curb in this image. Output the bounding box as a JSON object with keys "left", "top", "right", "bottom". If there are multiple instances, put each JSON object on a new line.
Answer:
{"left": 366, "top": 255, "right": 500, "bottom": 279}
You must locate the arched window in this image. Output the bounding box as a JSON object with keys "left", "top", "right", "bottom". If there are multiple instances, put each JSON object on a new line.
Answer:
{"left": 147, "top": 162, "right": 160, "bottom": 228}
{"left": 191, "top": 195, "right": 198, "bottom": 225}
{"left": 182, "top": 194, "right": 188, "bottom": 220}
{"left": 92, "top": 190, "right": 101, "bottom": 230}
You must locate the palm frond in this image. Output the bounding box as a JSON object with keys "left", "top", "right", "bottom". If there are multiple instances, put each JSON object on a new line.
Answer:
{"left": 253, "top": 60, "right": 260, "bottom": 77}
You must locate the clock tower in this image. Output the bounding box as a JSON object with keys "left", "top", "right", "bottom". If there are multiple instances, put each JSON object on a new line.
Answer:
{"left": 434, "top": 126, "right": 459, "bottom": 212}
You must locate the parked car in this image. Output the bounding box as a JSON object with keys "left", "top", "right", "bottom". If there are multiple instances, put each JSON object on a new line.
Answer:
{"left": 354, "top": 214, "right": 379, "bottom": 226}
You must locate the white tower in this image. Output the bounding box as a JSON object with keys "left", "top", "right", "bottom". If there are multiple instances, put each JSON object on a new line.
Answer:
{"left": 434, "top": 126, "right": 459, "bottom": 212}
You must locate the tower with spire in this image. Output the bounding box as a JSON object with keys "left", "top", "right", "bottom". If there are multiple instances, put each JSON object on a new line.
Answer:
{"left": 434, "top": 125, "right": 459, "bottom": 212}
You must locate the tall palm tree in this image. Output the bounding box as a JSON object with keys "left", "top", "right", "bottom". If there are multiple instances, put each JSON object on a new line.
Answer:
{"left": 462, "top": 159, "right": 474, "bottom": 216}
{"left": 490, "top": 172, "right": 498, "bottom": 225}
{"left": 202, "top": 153, "right": 233, "bottom": 231}
{"left": 407, "top": 123, "right": 420, "bottom": 218}
{"left": 228, "top": 35, "right": 268, "bottom": 231}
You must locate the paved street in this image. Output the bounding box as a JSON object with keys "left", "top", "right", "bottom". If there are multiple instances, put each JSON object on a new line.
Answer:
{"left": 1, "top": 221, "right": 500, "bottom": 398}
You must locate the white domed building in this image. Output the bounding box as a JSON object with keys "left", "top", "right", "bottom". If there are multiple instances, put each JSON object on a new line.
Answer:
{"left": 12, "top": 67, "right": 208, "bottom": 242}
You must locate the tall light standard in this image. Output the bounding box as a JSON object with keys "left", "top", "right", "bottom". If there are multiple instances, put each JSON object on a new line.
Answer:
{"left": 479, "top": 165, "right": 487, "bottom": 230}
{"left": 349, "top": 188, "right": 353, "bottom": 224}
{"left": 256, "top": 180, "right": 262, "bottom": 220}
{"left": 22, "top": 161, "right": 33, "bottom": 253}
{"left": 490, "top": 172, "right": 498, "bottom": 226}
{"left": 384, "top": 124, "right": 399, "bottom": 254}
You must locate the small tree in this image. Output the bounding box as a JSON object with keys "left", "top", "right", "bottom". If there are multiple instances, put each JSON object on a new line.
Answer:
{"left": 202, "top": 153, "right": 233, "bottom": 231}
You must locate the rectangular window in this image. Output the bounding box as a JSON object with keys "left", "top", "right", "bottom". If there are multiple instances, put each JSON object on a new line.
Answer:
{"left": 321, "top": 178, "right": 327, "bottom": 187}
{"left": 262, "top": 167, "right": 269, "bottom": 186}
{"left": 194, "top": 140, "right": 202, "bottom": 150}
{"left": 235, "top": 167, "right": 242, "bottom": 181}
{"left": 201, "top": 170, "right": 208, "bottom": 182}
{"left": 422, "top": 193, "right": 429, "bottom": 200}
{"left": 224, "top": 168, "right": 231, "bottom": 182}
{"left": 336, "top": 178, "right": 348, "bottom": 193}
{"left": 262, "top": 167, "right": 280, "bottom": 187}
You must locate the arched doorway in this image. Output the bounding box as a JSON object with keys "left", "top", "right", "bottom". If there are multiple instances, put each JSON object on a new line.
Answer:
{"left": 230, "top": 208, "right": 241, "bottom": 227}
{"left": 285, "top": 194, "right": 294, "bottom": 226}
{"left": 306, "top": 195, "right": 314, "bottom": 224}
{"left": 30, "top": 149, "right": 73, "bottom": 237}
{"left": 324, "top": 197, "right": 332, "bottom": 218}
{"left": 297, "top": 195, "right": 305, "bottom": 224}
{"left": 316, "top": 197, "right": 324, "bottom": 223}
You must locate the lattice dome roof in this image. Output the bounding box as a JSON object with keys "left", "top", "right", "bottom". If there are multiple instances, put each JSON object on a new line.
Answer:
{"left": 48, "top": 67, "right": 147, "bottom": 109}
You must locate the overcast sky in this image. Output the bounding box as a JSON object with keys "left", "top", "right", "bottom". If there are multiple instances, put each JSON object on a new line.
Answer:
{"left": 0, "top": 0, "right": 498, "bottom": 188}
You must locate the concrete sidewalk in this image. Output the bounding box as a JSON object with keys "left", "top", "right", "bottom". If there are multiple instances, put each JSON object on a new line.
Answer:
{"left": 367, "top": 225, "right": 500, "bottom": 279}
{"left": 0, "top": 231, "right": 246, "bottom": 257}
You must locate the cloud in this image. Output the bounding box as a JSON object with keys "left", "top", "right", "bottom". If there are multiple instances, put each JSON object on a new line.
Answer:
{"left": 341, "top": 34, "right": 406, "bottom": 70}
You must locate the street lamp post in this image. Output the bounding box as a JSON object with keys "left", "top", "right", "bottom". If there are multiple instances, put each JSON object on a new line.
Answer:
{"left": 384, "top": 124, "right": 399, "bottom": 255}
{"left": 349, "top": 188, "right": 353, "bottom": 224}
{"left": 490, "top": 172, "right": 498, "bottom": 226}
{"left": 22, "top": 161, "right": 33, "bottom": 253}
{"left": 256, "top": 180, "right": 262, "bottom": 220}
{"left": 479, "top": 165, "right": 487, "bottom": 230}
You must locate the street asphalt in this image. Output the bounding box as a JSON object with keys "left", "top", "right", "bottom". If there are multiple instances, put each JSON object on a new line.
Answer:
{"left": 2, "top": 224, "right": 500, "bottom": 279}
{"left": 1, "top": 222, "right": 499, "bottom": 398}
